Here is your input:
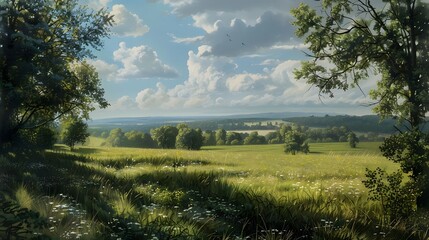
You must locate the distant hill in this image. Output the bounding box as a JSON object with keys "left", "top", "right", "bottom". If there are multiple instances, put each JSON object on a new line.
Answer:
{"left": 284, "top": 115, "right": 398, "bottom": 134}
{"left": 88, "top": 112, "right": 403, "bottom": 134}
{"left": 88, "top": 112, "right": 325, "bottom": 130}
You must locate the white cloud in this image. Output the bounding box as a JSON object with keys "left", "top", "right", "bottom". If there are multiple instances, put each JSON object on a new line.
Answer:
{"left": 225, "top": 73, "right": 266, "bottom": 92}
{"left": 271, "top": 43, "right": 309, "bottom": 50}
{"left": 113, "top": 42, "right": 178, "bottom": 79}
{"left": 112, "top": 96, "right": 137, "bottom": 110}
{"left": 155, "top": 0, "right": 320, "bottom": 33}
{"left": 198, "top": 11, "right": 297, "bottom": 57}
{"left": 85, "top": 0, "right": 111, "bottom": 10}
{"left": 169, "top": 34, "right": 204, "bottom": 44}
{"left": 110, "top": 4, "right": 150, "bottom": 37}
{"left": 89, "top": 43, "right": 179, "bottom": 81}
{"left": 136, "top": 83, "right": 177, "bottom": 110}
{"left": 127, "top": 51, "right": 376, "bottom": 115}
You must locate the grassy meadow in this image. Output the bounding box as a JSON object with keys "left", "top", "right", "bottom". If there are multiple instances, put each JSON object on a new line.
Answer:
{"left": 1, "top": 142, "right": 428, "bottom": 239}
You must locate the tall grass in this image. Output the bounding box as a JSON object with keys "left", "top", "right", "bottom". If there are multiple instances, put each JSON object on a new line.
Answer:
{"left": 0, "top": 142, "right": 427, "bottom": 239}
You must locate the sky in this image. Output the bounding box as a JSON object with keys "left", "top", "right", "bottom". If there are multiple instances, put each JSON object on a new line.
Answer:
{"left": 84, "top": 0, "right": 378, "bottom": 119}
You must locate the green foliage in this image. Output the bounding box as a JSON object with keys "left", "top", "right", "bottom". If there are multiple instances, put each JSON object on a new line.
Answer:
{"left": 124, "top": 130, "right": 156, "bottom": 148}
{"left": 292, "top": 0, "right": 429, "bottom": 208}
{"left": 202, "top": 130, "right": 216, "bottom": 146}
{"left": 215, "top": 128, "right": 227, "bottom": 145}
{"left": 15, "top": 126, "right": 57, "bottom": 152}
{"left": 265, "top": 131, "right": 282, "bottom": 144}
{"left": 60, "top": 117, "right": 89, "bottom": 150}
{"left": 226, "top": 132, "right": 242, "bottom": 145}
{"left": 105, "top": 128, "right": 126, "bottom": 147}
{"left": 0, "top": 198, "right": 48, "bottom": 239}
{"left": 380, "top": 131, "right": 429, "bottom": 207}
{"left": 284, "top": 131, "right": 309, "bottom": 155}
{"left": 347, "top": 132, "right": 359, "bottom": 148}
{"left": 0, "top": 0, "right": 113, "bottom": 151}
{"left": 150, "top": 126, "right": 178, "bottom": 149}
{"left": 285, "top": 115, "right": 397, "bottom": 134}
{"left": 243, "top": 131, "right": 266, "bottom": 145}
{"left": 175, "top": 126, "right": 204, "bottom": 150}
{"left": 363, "top": 168, "right": 419, "bottom": 221}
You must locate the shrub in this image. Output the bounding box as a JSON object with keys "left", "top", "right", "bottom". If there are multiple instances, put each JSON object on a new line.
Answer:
{"left": 362, "top": 167, "right": 420, "bottom": 221}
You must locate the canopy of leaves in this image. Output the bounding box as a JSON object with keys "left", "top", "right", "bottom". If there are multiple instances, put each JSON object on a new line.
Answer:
{"left": 61, "top": 118, "right": 89, "bottom": 149}
{"left": 176, "top": 126, "right": 204, "bottom": 150}
{"left": 292, "top": 0, "right": 429, "bottom": 126}
{"left": 150, "top": 126, "right": 178, "bottom": 149}
{"left": 0, "top": 0, "right": 112, "bottom": 150}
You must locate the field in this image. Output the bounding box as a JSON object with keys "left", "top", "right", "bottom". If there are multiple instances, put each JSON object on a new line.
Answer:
{"left": 1, "top": 143, "right": 428, "bottom": 239}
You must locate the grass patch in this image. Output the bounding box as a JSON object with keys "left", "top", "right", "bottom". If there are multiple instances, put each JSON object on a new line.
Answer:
{"left": 0, "top": 142, "right": 427, "bottom": 239}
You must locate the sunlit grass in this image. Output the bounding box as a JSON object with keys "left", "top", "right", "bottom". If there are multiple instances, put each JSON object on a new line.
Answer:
{"left": 72, "top": 142, "right": 396, "bottom": 201}
{"left": 3, "top": 142, "right": 426, "bottom": 239}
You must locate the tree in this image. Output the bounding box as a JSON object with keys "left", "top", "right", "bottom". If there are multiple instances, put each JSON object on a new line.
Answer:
{"left": 284, "top": 131, "right": 309, "bottom": 155}
{"left": 151, "top": 126, "right": 178, "bottom": 149}
{"left": 348, "top": 132, "right": 359, "bottom": 148}
{"left": 243, "top": 132, "right": 266, "bottom": 145}
{"left": 106, "top": 128, "right": 126, "bottom": 147}
{"left": 16, "top": 125, "right": 57, "bottom": 152}
{"left": 61, "top": 118, "right": 89, "bottom": 150}
{"left": 203, "top": 130, "right": 216, "bottom": 146}
{"left": 215, "top": 128, "right": 227, "bottom": 145}
{"left": 0, "top": 0, "right": 113, "bottom": 152}
{"left": 176, "top": 127, "right": 204, "bottom": 150}
{"left": 226, "top": 132, "right": 242, "bottom": 145}
{"left": 123, "top": 130, "right": 157, "bottom": 148}
{"left": 265, "top": 131, "right": 283, "bottom": 144}
{"left": 292, "top": 1, "right": 429, "bottom": 207}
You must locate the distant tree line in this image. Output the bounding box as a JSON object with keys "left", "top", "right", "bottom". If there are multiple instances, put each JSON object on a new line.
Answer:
{"left": 284, "top": 115, "right": 399, "bottom": 134}
{"left": 96, "top": 123, "right": 364, "bottom": 152}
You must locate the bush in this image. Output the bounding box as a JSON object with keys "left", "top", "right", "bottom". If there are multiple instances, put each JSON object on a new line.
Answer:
{"left": 362, "top": 167, "right": 420, "bottom": 221}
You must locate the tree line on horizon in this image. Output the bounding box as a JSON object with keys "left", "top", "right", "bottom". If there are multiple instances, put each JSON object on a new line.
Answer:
{"left": 91, "top": 123, "right": 362, "bottom": 152}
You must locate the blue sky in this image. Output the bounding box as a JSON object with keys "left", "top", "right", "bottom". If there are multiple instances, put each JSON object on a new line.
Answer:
{"left": 85, "top": 0, "right": 377, "bottom": 119}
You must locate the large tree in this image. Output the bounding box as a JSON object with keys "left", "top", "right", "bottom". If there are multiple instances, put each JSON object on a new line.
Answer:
{"left": 151, "top": 126, "right": 179, "bottom": 149}
{"left": 0, "top": 0, "right": 113, "bottom": 151}
{"left": 292, "top": 0, "right": 429, "bottom": 207}
{"left": 176, "top": 126, "right": 204, "bottom": 150}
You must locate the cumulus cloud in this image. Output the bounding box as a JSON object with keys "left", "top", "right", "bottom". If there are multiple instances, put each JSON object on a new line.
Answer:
{"left": 110, "top": 4, "right": 150, "bottom": 37}
{"left": 154, "top": 0, "right": 320, "bottom": 33}
{"left": 225, "top": 73, "right": 266, "bottom": 92}
{"left": 196, "top": 11, "right": 296, "bottom": 57}
{"left": 112, "top": 96, "right": 138, "bottom": 110}
{"left": 114, "top": 42, "right": 179, "bottom": 79}
{"left": 89, "top": 42, "right": 179, "bottom": 81}
{"left": 110, "top": 54, "right": 377, "bottom": 115}
{"left": 136, "top": 83, "right": 177, "bottom": 110}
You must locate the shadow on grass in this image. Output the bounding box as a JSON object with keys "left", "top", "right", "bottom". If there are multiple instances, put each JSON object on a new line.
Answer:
{"left": 0, "top": 151, "right": 423, "bottom": 240}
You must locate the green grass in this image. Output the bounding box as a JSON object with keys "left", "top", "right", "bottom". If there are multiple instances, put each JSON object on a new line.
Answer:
{"left": 1, "top": 142, "right": 427, "bottom": 239}
{"left": 84, "top": 136, "right": 106, "bottom": 147}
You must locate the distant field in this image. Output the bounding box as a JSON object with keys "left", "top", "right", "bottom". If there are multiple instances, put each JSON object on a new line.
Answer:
{"left": 74, "top": 142, "right": 393, "bottom": 198}
{"left": 228, "top": 129, "right": 275, "bottom": 135}
{"left": 243, "top": 119, "right": 289, "bottom": 127}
